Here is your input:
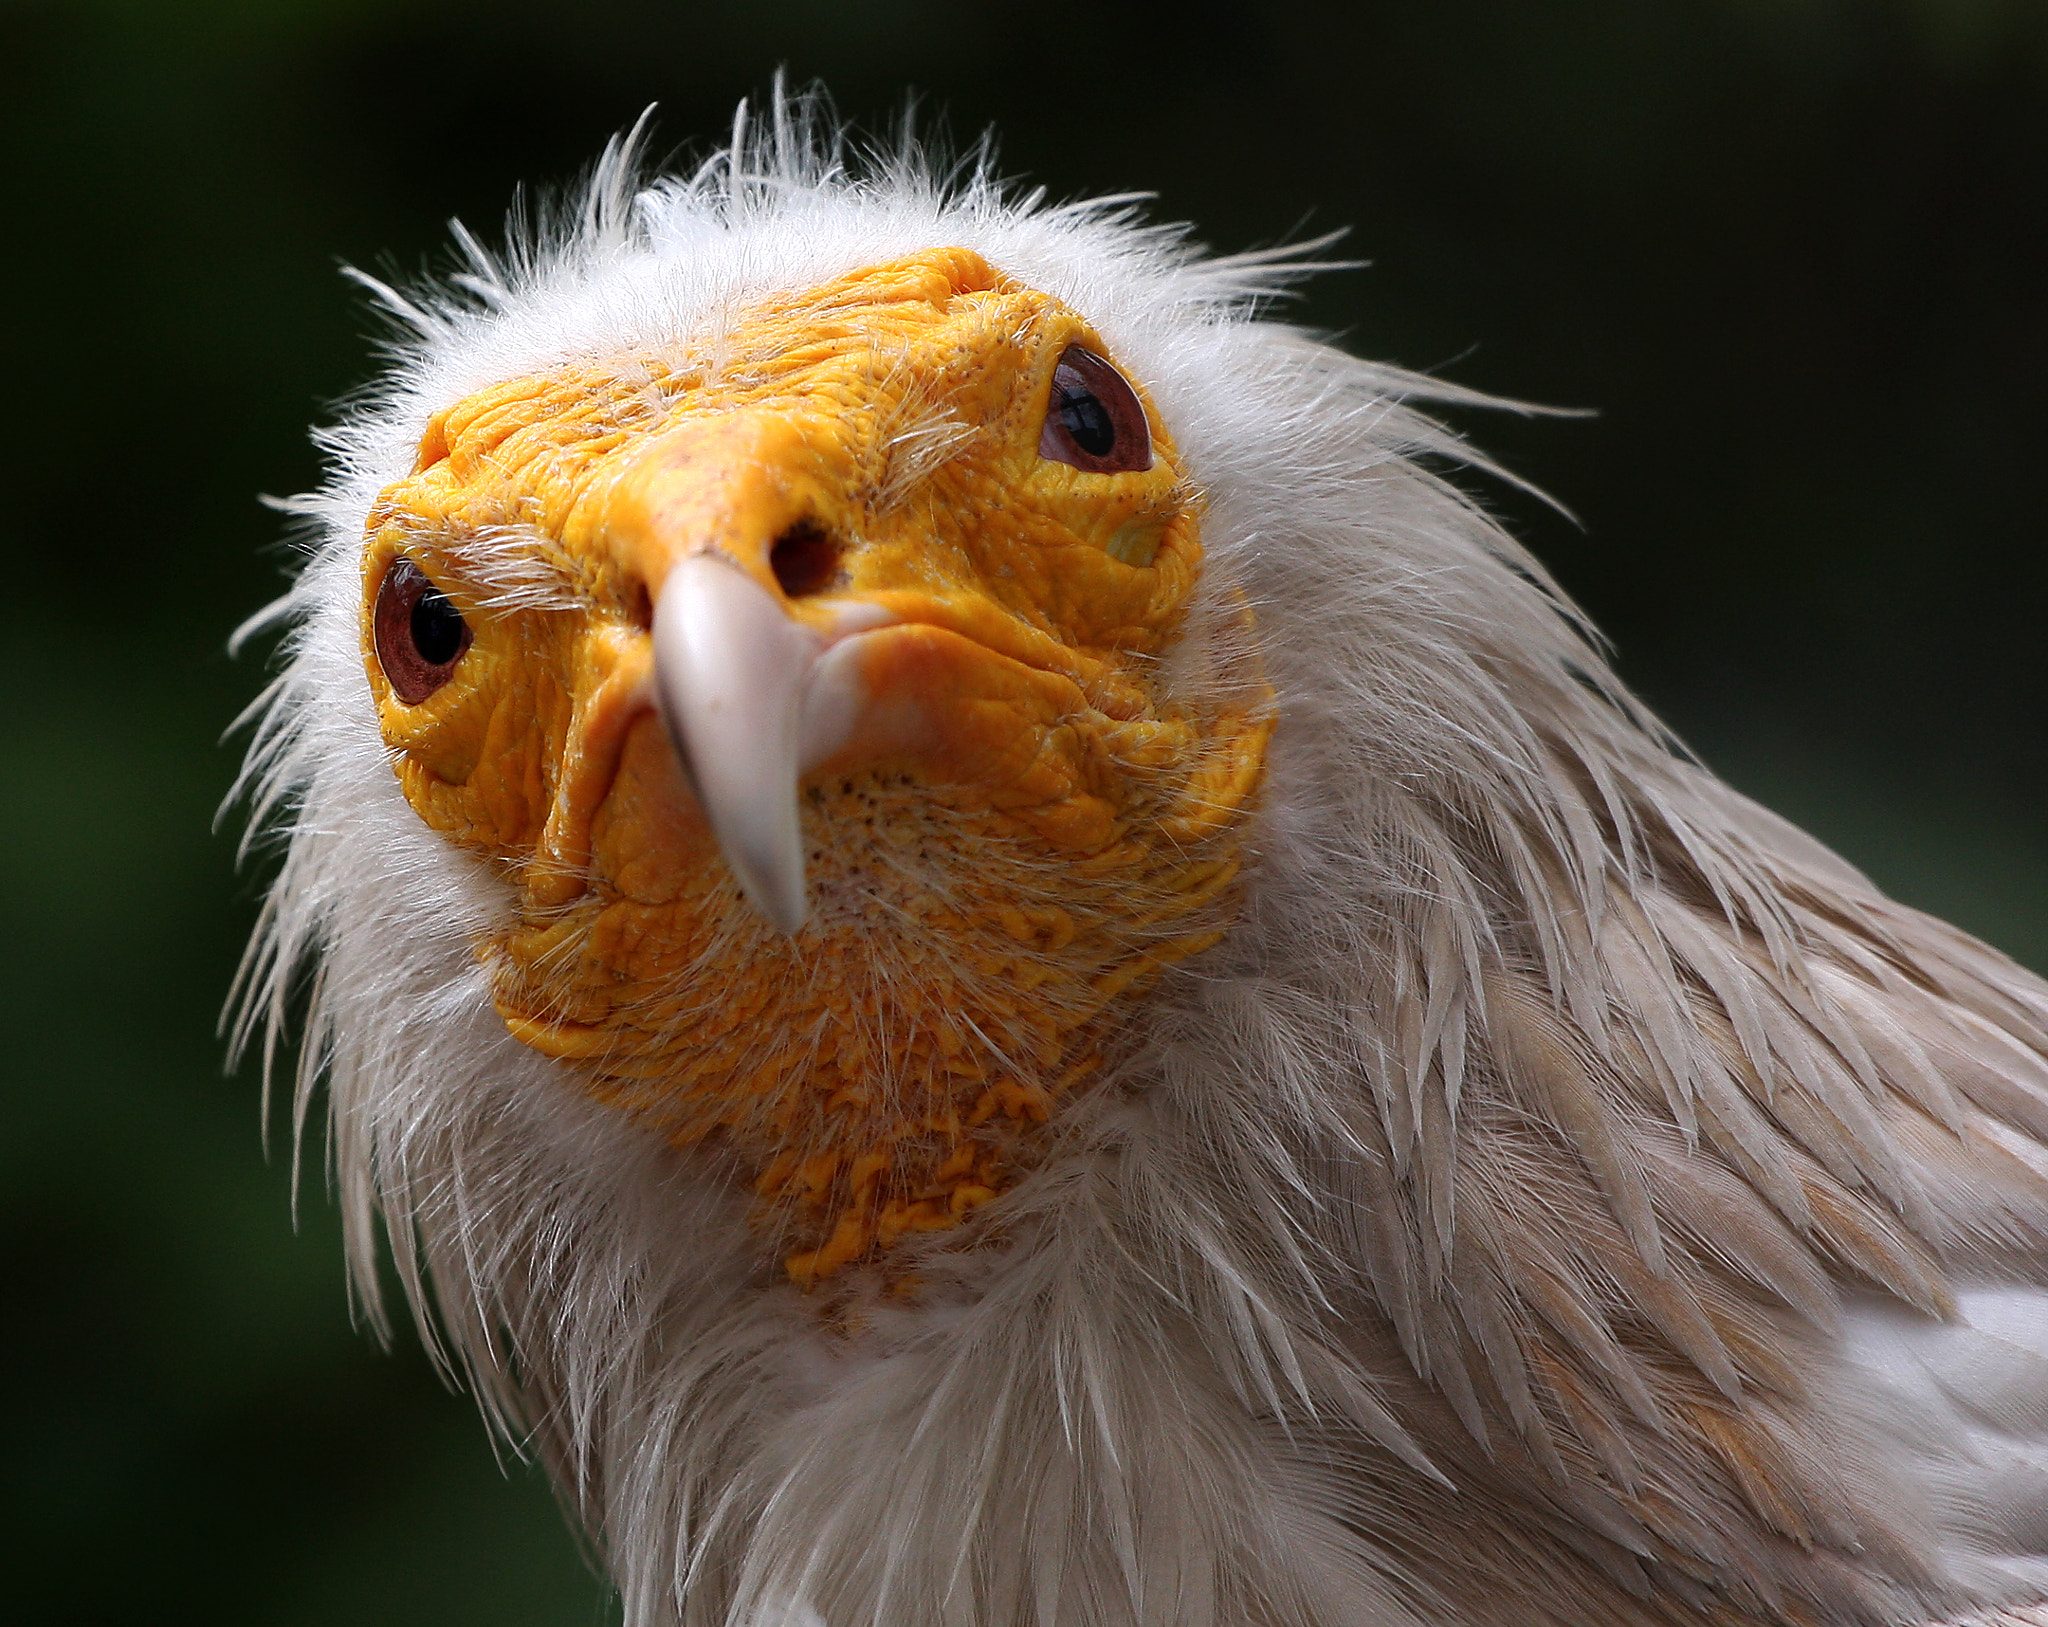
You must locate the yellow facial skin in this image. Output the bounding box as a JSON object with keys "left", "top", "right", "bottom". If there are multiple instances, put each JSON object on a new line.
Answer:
{"left": 360, "top": 248, "right": 1271, "bottom": 1283}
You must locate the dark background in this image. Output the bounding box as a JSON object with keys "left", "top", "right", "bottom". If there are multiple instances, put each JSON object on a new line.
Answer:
{"left": 3, "top": 1, "right": 2044, "bottom": 1620}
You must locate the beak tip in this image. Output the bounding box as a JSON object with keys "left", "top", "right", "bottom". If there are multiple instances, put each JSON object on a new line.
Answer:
{"left": 743, "top": 868, "right": 811, "bottom": 937}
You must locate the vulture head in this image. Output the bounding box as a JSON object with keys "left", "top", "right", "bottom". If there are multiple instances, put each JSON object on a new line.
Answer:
{"left": 236, "top": 102, "right": 2048, "bottom": 1627}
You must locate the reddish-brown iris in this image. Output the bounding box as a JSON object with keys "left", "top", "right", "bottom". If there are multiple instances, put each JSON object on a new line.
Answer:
{"left": 1038, "top": 346, "right": 1153, "bottom": 475}
{"left": 373, "top": 556, "right": 472, "bottom": 704}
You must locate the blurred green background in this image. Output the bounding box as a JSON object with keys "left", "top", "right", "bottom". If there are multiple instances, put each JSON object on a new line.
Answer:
{"left": 3, "top": 0, "right": 2045, "bottom": 1620}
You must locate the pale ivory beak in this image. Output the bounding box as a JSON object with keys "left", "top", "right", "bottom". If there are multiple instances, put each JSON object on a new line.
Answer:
{"left": 649, "top": 554, "right": 881, "bottom": 934}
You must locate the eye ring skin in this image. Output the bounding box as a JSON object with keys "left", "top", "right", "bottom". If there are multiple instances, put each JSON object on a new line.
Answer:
{"left": 1038, "top": 346, "right": 1153, "bottom": 475}
{"left": 373, "top": 555, "right": 474, "bottom": 704}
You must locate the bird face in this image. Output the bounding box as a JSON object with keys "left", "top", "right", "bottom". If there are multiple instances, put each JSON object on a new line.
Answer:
{"left": 356, "top": 247, "right": 1271, "bottom": 1281}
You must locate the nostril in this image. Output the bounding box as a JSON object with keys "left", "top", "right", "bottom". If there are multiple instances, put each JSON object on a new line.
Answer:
{"left": 770, "top": 521, "right": 842, "bottom": 599}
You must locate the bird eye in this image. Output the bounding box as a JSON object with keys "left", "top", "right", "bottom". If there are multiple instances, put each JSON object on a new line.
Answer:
{"left": 374, "top": 556, "right": 472, "bottom": 704}
{"left": 1038, "top": 346, "right": 1152, "bottom": 475}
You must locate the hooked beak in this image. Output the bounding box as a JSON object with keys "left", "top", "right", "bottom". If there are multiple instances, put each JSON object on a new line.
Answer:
{"left": 650, "top": 556, "right": 880, "bottom": 935}
{"left": 601, "top": 412, "right": 900, "bottom": 935}
{"left": 605, "top": 412, "right": 1061, "bottom": 938}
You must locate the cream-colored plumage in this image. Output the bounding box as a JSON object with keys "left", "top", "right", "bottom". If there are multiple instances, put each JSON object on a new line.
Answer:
{"left": 236, "top": 98, "right": 2048, "bottom": 1627}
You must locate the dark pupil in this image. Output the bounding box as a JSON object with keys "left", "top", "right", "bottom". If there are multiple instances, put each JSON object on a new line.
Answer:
{"left": 1055, "top": 384, "right": 1116, "bottom": 457}
{"left": 409, "top": 588, "right": 466, "bottom": 666}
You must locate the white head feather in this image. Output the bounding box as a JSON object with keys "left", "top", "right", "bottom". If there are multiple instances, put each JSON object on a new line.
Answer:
{"left": 234, "top": 94, "right": 2048, "bottom": 1627}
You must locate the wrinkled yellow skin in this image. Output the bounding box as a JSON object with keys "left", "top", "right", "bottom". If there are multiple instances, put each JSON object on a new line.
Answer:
{"left": 360, "top": 249, "right": 1270, "bottom": 1282}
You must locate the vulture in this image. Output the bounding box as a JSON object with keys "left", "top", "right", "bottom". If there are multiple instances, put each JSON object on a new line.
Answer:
{"left": 235, "top": 99, "right": 2048, "bottom": 1627}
